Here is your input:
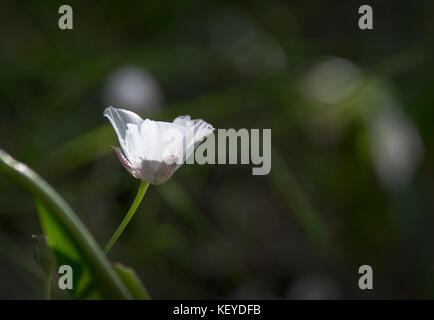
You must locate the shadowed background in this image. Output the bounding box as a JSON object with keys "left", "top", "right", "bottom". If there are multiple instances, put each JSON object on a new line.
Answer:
{"left": 0, "top": 0, "right": 433, "bottom": 299}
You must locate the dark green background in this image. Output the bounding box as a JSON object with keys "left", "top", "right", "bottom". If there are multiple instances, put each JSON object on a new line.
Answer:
{"left": 0, "top": 0, "right": 433, "bottom": 299}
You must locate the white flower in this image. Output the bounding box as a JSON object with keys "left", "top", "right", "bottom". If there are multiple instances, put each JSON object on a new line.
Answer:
{"left": 104, "top": 106, "right": 214, "bottom": 184}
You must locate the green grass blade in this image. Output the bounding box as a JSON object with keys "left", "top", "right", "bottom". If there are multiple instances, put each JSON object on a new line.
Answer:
{"left": 269, "top": 150, "right": 331, "bottom": 252}
{"left": 0, "top": 148, "right": 131, "bottom": 299}
{"left": 115, "top": 263, "right": 151, "bottom": 300}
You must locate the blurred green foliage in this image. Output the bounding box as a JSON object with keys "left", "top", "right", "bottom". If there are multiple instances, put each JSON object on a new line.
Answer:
{"left": 0, "top": 0, "right": 434, "bottom": 299}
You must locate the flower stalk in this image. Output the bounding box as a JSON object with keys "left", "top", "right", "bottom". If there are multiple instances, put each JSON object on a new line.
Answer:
{"left": 104, "top": 181, "right": 149, "bottom": 255}
{"left": 44, "top": 270, "right": 52, "bottom": 300}
{"left": 32, "top": 234, "right": 55, "bottom": 300}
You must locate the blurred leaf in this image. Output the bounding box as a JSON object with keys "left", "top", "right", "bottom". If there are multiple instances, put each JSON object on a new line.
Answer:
{"left": 35, "top": 199, "right": 99, "bottom": 299}
{"left": 115, "top": 263, "right": 151, "bottom": 300}
{"left": 0, "top": 148, "right": 131, "bottom": 299}
{"left": 269, "top": 150, "right": 331, "bottom": 252}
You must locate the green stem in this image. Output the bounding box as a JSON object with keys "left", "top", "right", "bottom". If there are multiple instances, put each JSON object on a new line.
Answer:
{"left": 0, "top": 148, "right": 132, "bottom": 299}
{"left": 44, "top": 269, "right": 52, "bottom": 300}
{"left": 104, "top": 181, "right": 149, "bottom": 255}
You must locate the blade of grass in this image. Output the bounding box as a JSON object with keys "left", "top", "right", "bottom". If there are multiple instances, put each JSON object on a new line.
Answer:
{"left": 269, "top": 150, "right": 331, "bottom": 252}
{"left": 114, "top": 263, "right": 151, "bottom": 300}
{"left": 0, "top": 148, "right": 131, "bottom": 299}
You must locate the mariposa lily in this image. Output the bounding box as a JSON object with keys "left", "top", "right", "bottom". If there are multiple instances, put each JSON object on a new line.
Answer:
{"left": 103, "top": 106, "right": 214, "bottom": 254}
{"left": 104, "top": 106, "right": 214, "bottom": 184}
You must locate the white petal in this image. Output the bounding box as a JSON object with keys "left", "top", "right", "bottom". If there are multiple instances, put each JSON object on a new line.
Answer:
{"left": 174, "top": 115, "right": 214, "bottom": 159}
{"left": 152, "top": 161, "right": 178, "bottom": 184}
{"left": 137, "top": 159, "right": 178, "bottom": 185}
{"left": 103, "top": 106, "right": 143, "bottom": 157}
{"left": 154, "top": 120, "right": 186, "bottom": 162}
{"left": 133, "top": 119, "right": 185, "bottom": 163}
{"left": 140, "top": 119, "right": 166, "bottom": 161}
{"left": 173, "top": 115, "right": 191, "bottom": 126}
{"left": 104, "top": 108, "right": 214, "bottom": 184}
{"left": 111, "top": 146, "right": 140, "bottom": 179}
{"left": 123, "top": 123, "right": 146, "bottom": 167}
{"left": 191, "top": 119, "right": 215, "bottom": 149}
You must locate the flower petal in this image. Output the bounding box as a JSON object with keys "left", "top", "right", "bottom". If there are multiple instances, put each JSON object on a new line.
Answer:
{"left": 172, "top": 115, "right": 191, "bottom": 126}
{"left": 111, "top": 146, "right": 141, "bottom": 179}
{"left": 191, "top": 119, "right": 215, "bottom": 149}
{"left": 104, "top": 106, "right": 143, "bottom": 156}
{"left": 133, "top": 119, "right": 185, "bottom": 163}
{"left": 104, "top": 108, "right": 214, "bottom": 185}
{"left": 137, "top": 159, "right": 178, "bottom": 185}
{"left": 174, "top": 115, "right": 214, "bottom": 159}
{"left": 152, "top": 161, "right": 177, "bottom": 184}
